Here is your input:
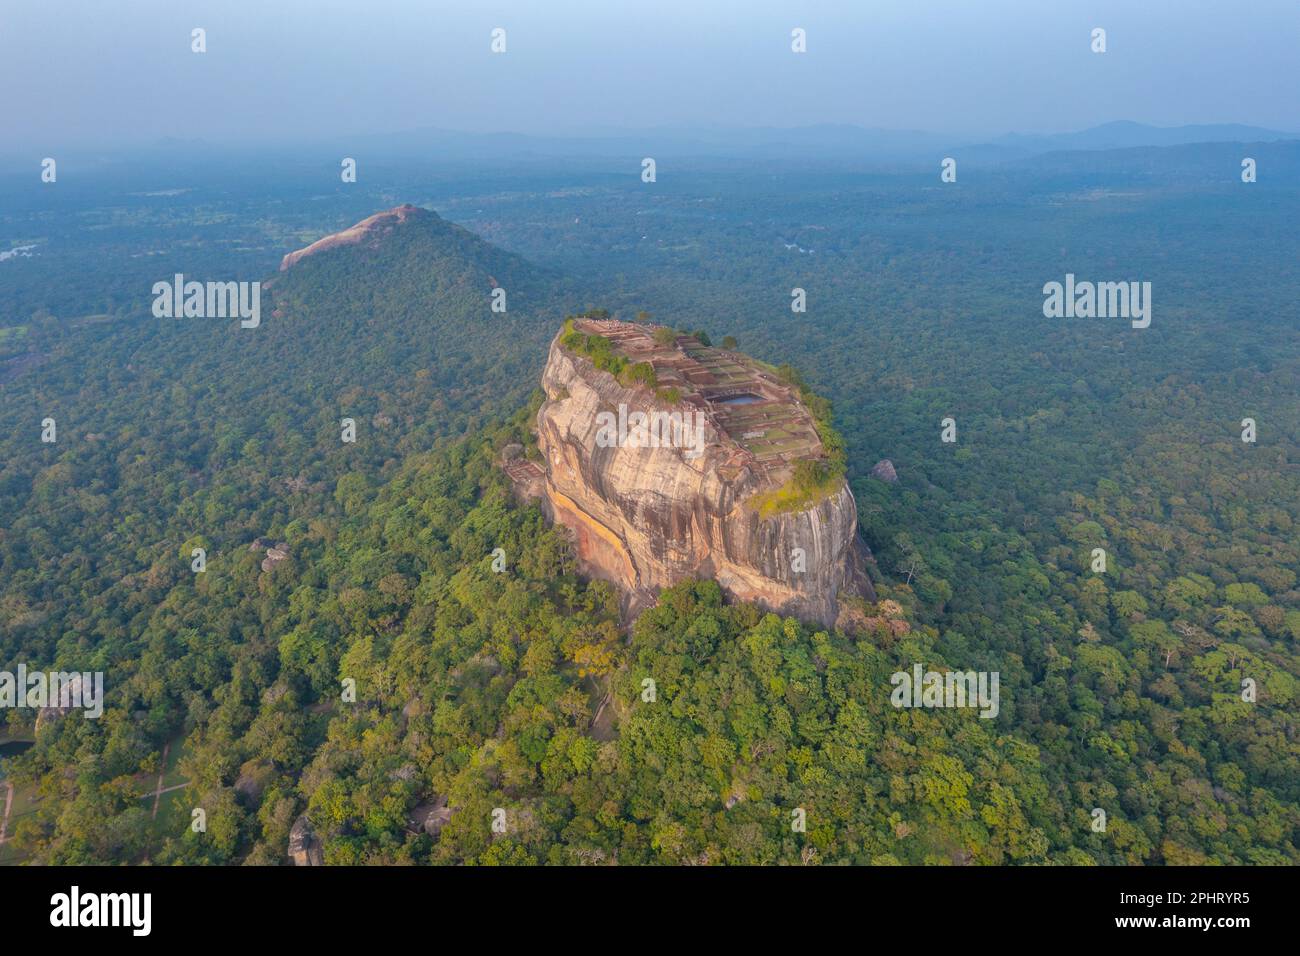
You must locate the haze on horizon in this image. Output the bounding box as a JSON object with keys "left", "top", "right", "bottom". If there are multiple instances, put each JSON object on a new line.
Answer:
{"left": 2, "top": 0, "right": 1297, "bottom": 152}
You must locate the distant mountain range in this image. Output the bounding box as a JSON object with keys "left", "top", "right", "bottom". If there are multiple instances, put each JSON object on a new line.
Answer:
{"left": 5, "top": 122, "right": 1295, "bottom": 175}
{"left": 952, "top": 121, "right": 1298, "bottom": 166}
{"left": 985, "top": 120, "right": 1295, "bottom": 152}
{"left": 312, "top": 121, "right": 1299, "bottom": 166}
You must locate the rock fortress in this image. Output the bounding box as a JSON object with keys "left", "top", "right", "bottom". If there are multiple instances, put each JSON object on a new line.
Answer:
{"left": 506, "top": 316, "right": 874, "bottom": 628}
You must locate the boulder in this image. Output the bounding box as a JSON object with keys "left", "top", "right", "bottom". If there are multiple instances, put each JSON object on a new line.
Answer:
{"left": 288, "top": 815, "right": 324, "bottom": 866}
{"left": 870, "top": 459, "right": 898, "bottom": 483}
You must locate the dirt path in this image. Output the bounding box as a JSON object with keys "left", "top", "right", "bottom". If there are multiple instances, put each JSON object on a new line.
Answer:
{"left": 0, "top": 781, "right": 13, "bottom": 844}
{"left": 590, "top": 685, "right": 616, "bottom": 742}
{"left": 150, "top": 742, "right": 170, "bottom": 820}
{"left": 148, "top": 783, "right": 189, "bottom": 798}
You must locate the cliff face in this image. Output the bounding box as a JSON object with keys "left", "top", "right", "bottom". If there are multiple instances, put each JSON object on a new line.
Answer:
{"left": 532, "top": 320, "right": 873, "bottom": 627}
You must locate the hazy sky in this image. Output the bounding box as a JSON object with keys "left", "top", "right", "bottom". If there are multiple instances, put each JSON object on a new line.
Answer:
{"left": 3, "top": 0, "right": 1296, "bottom": 149}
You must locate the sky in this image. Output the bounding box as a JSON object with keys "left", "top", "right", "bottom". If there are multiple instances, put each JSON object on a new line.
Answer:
{"left": 2, "top": 0, "right": 1297, "bottom": 150}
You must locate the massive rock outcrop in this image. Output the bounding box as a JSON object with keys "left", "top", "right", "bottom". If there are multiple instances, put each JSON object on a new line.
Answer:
{"left": 278, "top": 204, "right": 427, "bottom": 271}
{"left": 527, "top": 318, "right": 873, "bottom": 627}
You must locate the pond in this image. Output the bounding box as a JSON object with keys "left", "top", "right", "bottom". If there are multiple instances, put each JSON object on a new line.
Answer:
{"left": 0, "top": 740, "right": 34, "bottom": 760}
{"left": 716, "top": 393, "right": 764, "bottom": 406}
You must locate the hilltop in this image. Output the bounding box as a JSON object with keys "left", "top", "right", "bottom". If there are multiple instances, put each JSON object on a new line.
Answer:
{"left": 279, "top": 204, "right": 430, "bottom": 271}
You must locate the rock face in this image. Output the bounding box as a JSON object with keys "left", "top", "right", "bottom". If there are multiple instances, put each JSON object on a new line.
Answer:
{"left": 288, "top": 815, "right": 324, "bottom": 866}
{"left": 279, "top": 204, "right": 427, "bottom": 271}
{"left": 532, "top": 319, "right": 873, "bottom": 627}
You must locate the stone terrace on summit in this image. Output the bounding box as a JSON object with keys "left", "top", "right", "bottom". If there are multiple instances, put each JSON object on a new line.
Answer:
{"left": 569, "top": 318, "right": 825, "bottom": 483}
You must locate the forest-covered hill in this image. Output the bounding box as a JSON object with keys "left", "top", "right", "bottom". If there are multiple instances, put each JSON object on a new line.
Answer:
{"left": 0, "top": 207, "right": 571, "bottom": 707}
